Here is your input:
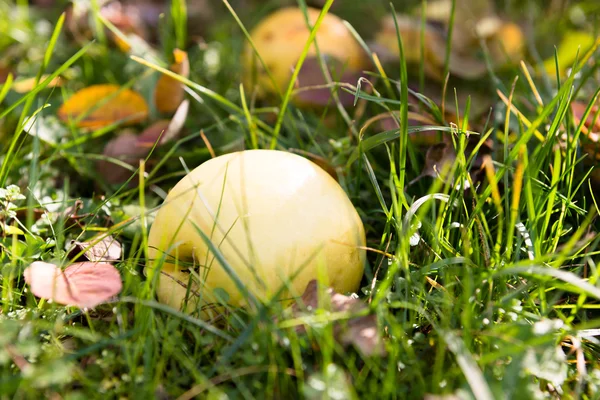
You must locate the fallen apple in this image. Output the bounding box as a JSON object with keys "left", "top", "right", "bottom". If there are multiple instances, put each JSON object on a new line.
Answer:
{"left": 146, "top": 150, "right": 366, "bottom": 318}
{"left": 241, "top": 7, "right": 368, "bottom": 102}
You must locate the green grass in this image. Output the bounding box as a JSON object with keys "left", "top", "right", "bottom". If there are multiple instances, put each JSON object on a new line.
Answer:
{"left": 1, "top": 0, "right": 600, "bottom": 398}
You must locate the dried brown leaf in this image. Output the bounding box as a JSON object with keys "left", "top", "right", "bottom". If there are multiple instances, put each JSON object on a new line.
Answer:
{"left": 68, "top": 235, "right": 122, "bottom": 262}
{"left": 287, "top": 280, "right": 386, "bottom": 357}
{"left": 24, "top": 261, "right": 122, "bottom": 308}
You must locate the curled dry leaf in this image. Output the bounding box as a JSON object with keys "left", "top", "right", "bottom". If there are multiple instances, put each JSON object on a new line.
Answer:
{"left": 154, "top": 49, "right": 190, "bottom": 114}
{"left": 58, "top": 84, "right": 149, "bottom": 129}
{"left": 285, "top": 280, "right": 386, "bottom": 357}
{"left": 24, "top": 261, "right": 122, "bottom": 309}
{"left": 68, "top": 235, "right": 122, "bottom": 262}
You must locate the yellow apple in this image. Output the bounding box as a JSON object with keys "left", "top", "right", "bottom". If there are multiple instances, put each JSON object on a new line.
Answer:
{"left": 242, "top": 7, "right": 368, "bottom": 98}
{"left": 146, "top": 150, "right": 366, "bottom": 317}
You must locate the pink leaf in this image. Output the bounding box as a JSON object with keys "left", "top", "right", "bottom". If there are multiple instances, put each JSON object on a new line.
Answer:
{"left": 24, "top": 261, "right": 122, "bottom": 308}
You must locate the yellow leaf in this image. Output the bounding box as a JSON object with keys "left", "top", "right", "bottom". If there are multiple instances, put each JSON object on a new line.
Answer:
{"left": 58, "top": 84, "right": 148, "bottom": 129}
{"left": 12, "top": 75, "right": 63, "bottom": 93}
{"left": 154, "top": 49, "right": 190, "bottom": 114}
{"left": 542, "top": 31, "right": 596, "bottom": 77}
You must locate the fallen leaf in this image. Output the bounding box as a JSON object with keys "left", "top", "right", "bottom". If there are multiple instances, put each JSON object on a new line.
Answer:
{"left": 284, "top": 280, "right": 386, "bottom": 357}
{"left": 58, "top": 84, "right": 149, "bottom": 129}
{"left": 154, "top": 49, "right": 190, "bottom": 114}
{"left": 138, "top": 99, "right": 189, "bottom": 147}
{"left": 12, "top": 75, "right": 63, "bottom": 93}
{"left": 24, "top": 261, "right": 122, "bottom": 308}
{"left": 96, "top": 131, "right": 148, "bottom": 185}
{"left": 68, "top": 235, "right": 122, "bottom": 262}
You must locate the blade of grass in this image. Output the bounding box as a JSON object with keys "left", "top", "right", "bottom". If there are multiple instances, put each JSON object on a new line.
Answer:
{"left": 269, "top": 0, "right": 335, "bottom": 149}
{"left": 389, "top": 5, "right": 409, "bottom": 211}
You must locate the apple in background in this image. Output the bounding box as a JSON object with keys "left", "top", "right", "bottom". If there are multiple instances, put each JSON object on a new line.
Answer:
{"left": 146, "top": 150, "right": 366, "bottom": 318}
{"left": 241, "top": 7, "right": 369, "bottom": 106}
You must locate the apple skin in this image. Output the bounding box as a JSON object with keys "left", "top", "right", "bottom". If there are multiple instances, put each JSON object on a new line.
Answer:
{"left": 242, "top": 7, "right": 368, "bottom": 98}
{"left": 146, "top": 150, "right": 366, "bottom": 317}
